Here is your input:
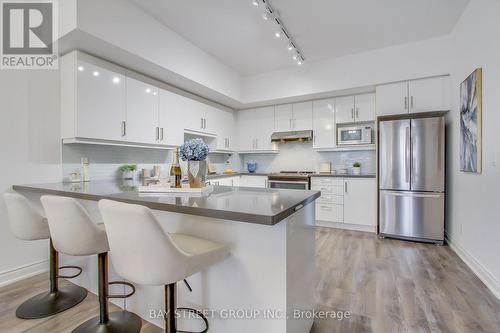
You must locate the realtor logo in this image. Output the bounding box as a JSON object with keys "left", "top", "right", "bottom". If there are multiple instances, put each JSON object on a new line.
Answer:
{"left": 1, "top": 0, "right": 58, "bottom": 69}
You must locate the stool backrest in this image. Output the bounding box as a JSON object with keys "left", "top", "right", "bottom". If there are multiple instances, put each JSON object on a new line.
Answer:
{"left": 98, "top": 199, "right": 189, "bottom": 286}
{"left": 3, "top": 192, "right": 49, "bottom": 240}
{"left": 41, "top": 195, "right": 109, "bottom": 256}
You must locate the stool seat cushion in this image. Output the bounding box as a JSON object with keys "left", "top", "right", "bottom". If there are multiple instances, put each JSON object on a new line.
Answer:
{"left": 3, "top": 192, "right": 50, "bottom": 241}
{"left": 170, "top": 233, "right": 230, "bottom": 279}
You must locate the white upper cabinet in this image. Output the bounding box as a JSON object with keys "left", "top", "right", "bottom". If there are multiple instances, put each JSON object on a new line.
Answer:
{"left": 336, "top": 94, "right": 375, "bottom": 124}
{"left": 61, "top": 52, "right": 127, "bottom": 141}
{"left": 312, "top": 99, "right": 335, "bottom": 149}
{"left": 274, "top": 102, "right": 313, "bottom": 131}
{"left": 335, "top": 95, "right": 356, "bottom": 124}
{"left": 408, "top": 76, "right": 451, "bottom": 113}
{"left": 377, "top": 76, "right": 450, "bottom": 116}
{"left": 254, "top": 106, "right": 276, "bottom": 151}
{"left": 236, "top": 109, "right": 255, "bottom": 151}
{"left": 125, "top": 77, "right": 159, "bottom": 144}
{"left": 214, "top": 109, "right": 235, "bottom": 151}
{"left": 274, "top": 104, "right": 292, "bottom": 132}
{"left": 343, "top": 178, "right": 377, "bottom": 227}
{"left": 376, "top": 81, "right": 408, "bottom": 116}
{"left": 159, "top": 89, "right": 186, "bottom": 147}
{"left": 292, "top": 101, "right": 313, "bottom": 131}
{"left": 237, "top": 107, "right": 276, "bottom": 152}
{"left": 354, "top": 93, "right": 376, "bottom": 122}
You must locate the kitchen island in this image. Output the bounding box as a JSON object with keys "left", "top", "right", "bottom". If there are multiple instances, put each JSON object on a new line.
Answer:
{"left": 13, "top": 180, "right": 320, "bottom": 333}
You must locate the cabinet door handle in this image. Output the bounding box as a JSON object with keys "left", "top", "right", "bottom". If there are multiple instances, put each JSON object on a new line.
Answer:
{"left": 289, "top": 118, "right": 292, "bottom": 129}
{"left": 355, "top": 108, "right": 359, "bottom": 118}
{"left": 201, "top": 118, "right": 204, "bottom": 129}
{"left": 121, "top": 121, "right": 126, "bottom": 137}
{"left": 344, "top": 181, "right": 348, "bottom": 193}
{"left": 156, "top": 127, "right": 160, "bottom": 141}
{"left": 160, "top": 128, "right": 164, "bottom": 141}
{"left": 351, "top": 108, "right": 354, "bottom": 119}
{"left": 404, "top": 96, "right": 408, "bottom": 110}
{"left": 410, "top": 96, "right": 414, "bottom": 109}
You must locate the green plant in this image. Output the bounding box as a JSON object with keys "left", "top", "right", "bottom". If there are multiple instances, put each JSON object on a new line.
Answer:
{"left": 353, "top": 162, "right": 361, "bottom": 168}
{"left": 119, "top": 164, "right": 137, "bottom": 172}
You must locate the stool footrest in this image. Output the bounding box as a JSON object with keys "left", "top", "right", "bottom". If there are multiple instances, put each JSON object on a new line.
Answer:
{"left": 57, "top": 265, "right": 83, "bottom": 279}
{"left": 107, "top": 281, "right": 136, "bottom": 299}
{"left": 176, "top": 307, "right": 209, "bottom": 333}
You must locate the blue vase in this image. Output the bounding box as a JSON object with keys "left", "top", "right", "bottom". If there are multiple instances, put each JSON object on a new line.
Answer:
{"left": 247, "top": 162, "right": 257, "bottom": 173}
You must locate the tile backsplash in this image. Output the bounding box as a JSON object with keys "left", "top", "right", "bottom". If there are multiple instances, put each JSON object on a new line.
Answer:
{"left": 241, "top": 141, "right": 375, "bottom": 174}
{"left": 62, "top": 143, "right": 240, "bottom": 181}
{"left": 62, "top": 141, "right": 374, "bottom": 181}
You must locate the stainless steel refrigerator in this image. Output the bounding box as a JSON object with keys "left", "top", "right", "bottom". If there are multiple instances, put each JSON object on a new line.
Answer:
{"left": 378, "top": 114, "right": 445, "bottom": 244}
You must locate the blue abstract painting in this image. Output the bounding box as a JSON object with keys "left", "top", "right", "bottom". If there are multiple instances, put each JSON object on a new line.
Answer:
{"left": 460, "top": 68, "right": 482, "bottom": 173}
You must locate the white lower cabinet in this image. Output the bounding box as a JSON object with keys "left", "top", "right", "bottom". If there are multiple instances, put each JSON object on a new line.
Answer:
{"left": 312, "top": 177, "right": 376, "bottom": 231}
{"left": 240, "top": 175, "right": 268, "bottom": 188}
{"left": 343, "top": 178, "right": 377, "bottom": 227}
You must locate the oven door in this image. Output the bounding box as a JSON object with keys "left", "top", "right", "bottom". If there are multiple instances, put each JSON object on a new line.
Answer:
{"left": 267, "top": 180, "right": 309, "bottom": 190}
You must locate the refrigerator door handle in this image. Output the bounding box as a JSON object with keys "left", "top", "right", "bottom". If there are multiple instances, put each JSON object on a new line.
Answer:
{"left": 382, "top": 191, "right": 442, "bottom": 198}
{"left": 405, "top": 126, "right": 410, "bottom": 184}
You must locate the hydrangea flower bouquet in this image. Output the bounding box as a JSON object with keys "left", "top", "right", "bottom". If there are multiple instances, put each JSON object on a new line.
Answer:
{"left": 179, "top": 138, "right": 210, "bottom": 188}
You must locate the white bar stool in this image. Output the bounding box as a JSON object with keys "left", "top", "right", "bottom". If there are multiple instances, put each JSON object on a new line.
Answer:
{"left": 3, "top": 192, "right": 87, "bottom": 319}
{"left": 41, "top": 195, "right": 142, "bottom": 333}
{"left": 98, "top": 199, "right": 230, "bottom": 333}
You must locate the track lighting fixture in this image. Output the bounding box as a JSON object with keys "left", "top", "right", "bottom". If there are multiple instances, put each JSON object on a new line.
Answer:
{"left": 251, "top": 0, "right": 305, "bottom": 66}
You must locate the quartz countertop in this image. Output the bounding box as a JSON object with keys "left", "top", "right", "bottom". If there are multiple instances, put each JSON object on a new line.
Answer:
{"left": 207, "top": 172, "right": 269, "bottom": 179}
{"left": 13, "top": 180, "right": 320, "bottom": 225}
{"left": 310, "top": 173, "right": 376, "bottom": 178}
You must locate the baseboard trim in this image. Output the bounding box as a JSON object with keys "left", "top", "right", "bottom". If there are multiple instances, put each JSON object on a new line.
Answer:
{"left": 446, "top": 236, "right": 500, "bottom": 299}
{"left": 315, "top": 220, "right": 376, "bottom": 233}
{"left": 0, "top": 260, "right": 48, "bottom": 288}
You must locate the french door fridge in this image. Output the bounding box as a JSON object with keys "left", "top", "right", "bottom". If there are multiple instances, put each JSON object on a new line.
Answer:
{"left": 379, "top": 115, "right": 445, "bottom": 243}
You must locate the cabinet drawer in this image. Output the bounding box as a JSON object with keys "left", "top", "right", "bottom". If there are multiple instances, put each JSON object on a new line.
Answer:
{"left": 315, "top": 203, "right": 343, "bottom": 223}
{"left": 311, "top": 177, "right": 343, "bottom": 187}
{"left": 316, "top": 194, "right": 344, "bottom": 204}
{"left": 312, "top": 185, "right": 333, "bottom": 194}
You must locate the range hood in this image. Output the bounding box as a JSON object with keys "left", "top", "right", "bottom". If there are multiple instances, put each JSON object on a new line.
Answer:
{"left": 271, "top": 130, "right": 313, "bottom": 143}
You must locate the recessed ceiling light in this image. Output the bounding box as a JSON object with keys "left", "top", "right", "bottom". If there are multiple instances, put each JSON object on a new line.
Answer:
{"left": 146, "top": 88, "right": 151, "bottom": 93}
{"left": 251, "top": 0, "right": 259, "bottom": 6}
{"left": 287, "top": 42, "right": 294, "bottom": 51}
{"left": 297, "top": 59, "right": 303, "bottom": 66}
{"left": 292, "top": 53, "right": 299, "bottom": 61}
{"left": 112, "top": 77, "right": 120, "bottom": 84}
{"left": 93, "top": 71, "right": 100, "bottom": 77}
{"left": 153, "top": 91, "right": 158, "bottom": 96}
{"left": 274, "top": 30, "right": 281, "bottom": 39}
{"left": 77, "top": 66, "right": 84, "bottom": 72}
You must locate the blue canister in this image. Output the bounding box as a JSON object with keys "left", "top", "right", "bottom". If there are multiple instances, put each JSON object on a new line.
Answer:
{"left": 247, "top": 162, "right": 257, "bottom": 173}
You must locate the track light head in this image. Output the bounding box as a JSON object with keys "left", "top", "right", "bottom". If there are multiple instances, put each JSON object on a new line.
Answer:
{"left": 274, "top": 30, "right": 282, "bottom": 39}
{"left": 251, "top": 0, "right": 259, "bottom": 7}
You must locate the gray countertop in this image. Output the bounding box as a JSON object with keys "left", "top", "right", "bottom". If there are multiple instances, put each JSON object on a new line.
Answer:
{"left": 13, "top": 180, "right": 320, "bottom": 226}
{"left": 207, "top": 172, "right": 268, "bottom": 179}
{"left": 309, "top": 173, "right": 376, "bottom": 178}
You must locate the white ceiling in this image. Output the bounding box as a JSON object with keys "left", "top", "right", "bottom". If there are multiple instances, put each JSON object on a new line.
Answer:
{"left": 132, "top": 0, "right": 469, "bottom": 76}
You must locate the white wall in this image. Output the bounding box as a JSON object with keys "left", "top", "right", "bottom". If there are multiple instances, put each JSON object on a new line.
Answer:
{"left": 0, "top": 70, "right": 62, "bottom": 285}
{"left": 445, "top": 0, "right": 500, "bottom": 298}
{"left": 73, "top": 0, "right": 243, "bottom": 103}
{"left": 242, "top": 36, "right": 453, "bottom": 104}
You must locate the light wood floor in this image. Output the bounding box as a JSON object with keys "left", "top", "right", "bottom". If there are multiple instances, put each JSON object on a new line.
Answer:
{"left": 1, "top": 228, "right": 499, "bottom": 333}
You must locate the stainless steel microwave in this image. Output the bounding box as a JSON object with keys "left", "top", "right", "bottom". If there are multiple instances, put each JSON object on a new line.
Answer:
{"left": 337, "top": 125, "right": 373, "bottom": 145}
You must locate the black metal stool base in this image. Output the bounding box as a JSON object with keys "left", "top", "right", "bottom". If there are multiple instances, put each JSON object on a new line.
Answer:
{"left": 16, "top": 284, "right": 87, "bottom": 319}
{"left": 176, "top": 307, "right": 209, "bottom": 333}
{"left": 72, "top": 311, "right": 142, "bottom": 333}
